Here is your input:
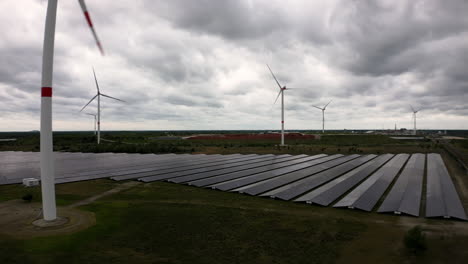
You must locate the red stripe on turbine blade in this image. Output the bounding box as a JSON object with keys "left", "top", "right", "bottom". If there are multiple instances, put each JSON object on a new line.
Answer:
{"left": 97, "top": 42, "right": 104, "bottom": 55}
{"left": 281, "top": 121, "right": 284, "bottom": 123}
{"left": 84, "top": 11, "right": 93, "bottom": 27}
{"left": 41, "top": 87, "right": 52, "bottom": 97}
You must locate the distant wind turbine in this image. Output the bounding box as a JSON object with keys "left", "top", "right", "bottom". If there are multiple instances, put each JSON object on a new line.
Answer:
{"left": 312, "top": 100, "right": 332, "bottom": 133}
{"left": 267, "top": 64, "right": 298, "bottom": 146}
{"left": 85, "top": 113, "right": 97, "bottom": 135}
{"left": 410, "top": 105, "right": 421, "bottom": 135}
{"left": 80, "top": 68, "right": 125, "bottom": 144}
{"left": 39, "top": 0, "right": 104, "bottom": 221}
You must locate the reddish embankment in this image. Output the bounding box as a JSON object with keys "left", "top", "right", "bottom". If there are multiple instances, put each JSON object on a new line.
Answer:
{"left": 186, "top": 133, "right": 316, "bottom": 140}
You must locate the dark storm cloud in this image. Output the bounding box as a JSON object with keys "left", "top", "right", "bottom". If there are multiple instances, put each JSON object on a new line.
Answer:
{"left": 0, "top": 0, "right": 467, "bottom": 130}
{"left": 154, "top": 0, "right": 287, "bottom": 40}
{"left": 330, "top": 1, "right": 468, "bottom": 76}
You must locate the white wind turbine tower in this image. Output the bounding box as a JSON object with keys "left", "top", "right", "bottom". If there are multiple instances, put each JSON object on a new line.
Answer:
{"left": 267, "top": 64, "right": 297, "bottom": 146}
{"left": 80, "top": 69, "right": 125, "bottom": 144}
{"left": 85, "top": 113, "right": 97, "bottom": 135}
{"left": 39, "top": 0, "right": 103, "bottom": 221}
{"left": 312, "top": 101, "right": 332, "bottom": 133}
{"left": 410, "top": 105, "right": 421, "bottom": 135}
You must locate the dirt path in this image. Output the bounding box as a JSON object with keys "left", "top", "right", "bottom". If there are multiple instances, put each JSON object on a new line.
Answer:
{"left": 68, "top": 181, "right": 141, "bottom": 208}
{"left": 0, "top": 181, "right": 141, "bottom": 239}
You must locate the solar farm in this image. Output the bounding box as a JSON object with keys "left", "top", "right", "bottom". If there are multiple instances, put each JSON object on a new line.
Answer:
{"left": 1, "top": 151, "right": 466, "bottom": 221}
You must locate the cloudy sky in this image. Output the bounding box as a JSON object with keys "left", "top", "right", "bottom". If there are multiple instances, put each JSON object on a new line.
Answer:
{"left": 0, "top": 0, "right": 467, "bottom": 131}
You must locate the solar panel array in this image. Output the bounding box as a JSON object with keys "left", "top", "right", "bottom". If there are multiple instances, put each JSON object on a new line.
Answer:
{"left": 0, "top": 151, "right": 466, "bottom": 220}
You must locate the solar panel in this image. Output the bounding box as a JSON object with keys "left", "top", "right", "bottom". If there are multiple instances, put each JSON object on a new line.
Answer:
{"left": 236, "top": 154, "right": 355, "bottom": 196}
{"left": 333, "top": 154, "right": 409, "bottom": 211}
{"left": 295, "top": 154, "right": 394, "bottom": 205}
{"left": 189, "top": 154, "right": 312, "bottom": 187}
{"left": 57, "top": 153, "right": 186, "bottom": 179}
{"left": 378, "top": 153, "right": 425, "bottom": 216}
{"left": 139, "top": 154, "right": 276, "bottom": 182}
{"left": 110, "top": 154, "right": 249, "bottom": 181}
{"left": 114, "top": 154, "right": 261, "bottom": 181}
{"left": 426, "top": 153, "right": 467, "bottom": 220}
{"left": 166, "top": 154, "right": 279, "bottom": 183}
{"left": 210, "top": 154, "right": 333, "bottom": 191}
{"left": 187, "top": 155, "right": 309, "bottom": 187}
{"left": 262, "top": 155, "right": 374, "bottom": 200}
{"left": 1, "top": 151, "right": 466, "bottom": 221}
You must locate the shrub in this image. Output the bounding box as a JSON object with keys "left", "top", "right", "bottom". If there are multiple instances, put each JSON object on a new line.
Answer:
{"left": 404, "top": 226, "right": 427, "bottom": 255}
{"left": 22, "top": 193, "right": 33, "bottom": 202}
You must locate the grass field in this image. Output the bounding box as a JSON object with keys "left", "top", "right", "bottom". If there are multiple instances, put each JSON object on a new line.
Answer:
{"left": 1, "top": 179, "right": 468, "bottom": 264}
{"left": 1, "top": 132, "right": 467, "bottom": 263}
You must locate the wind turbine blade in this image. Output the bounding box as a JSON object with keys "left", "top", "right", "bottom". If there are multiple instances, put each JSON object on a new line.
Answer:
{"left": 324, "top": 100, "right": 332, "bottom": 109}
{"left": 92, "top": 67, "right": 100, "bottom": 93}
{"left": 410, "top": 104, "right": 415, "bottom": 112}
{"left": 266, "top": 64, "right": 283, "bottom": 89}
{"left": 78, "top": 0, "right": 104, "bottom": 55}
{"left": 80, "top": 94, "right": 98, "bottom": 112}
{"left": 273, "top": 90, "right": 282, "bottom": 104}
{"left": 85, "top": 113, "right": 96, "bottom": 117}
{"left": 312, "top": 105, "right": 323, "bottom": 110}
{"left": 101, "top": 94, "right": 126, "bottom": 102}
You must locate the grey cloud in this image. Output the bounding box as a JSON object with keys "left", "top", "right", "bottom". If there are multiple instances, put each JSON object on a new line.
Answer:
{"left": 154, "top": 0, "right": 287, "bottom": 40}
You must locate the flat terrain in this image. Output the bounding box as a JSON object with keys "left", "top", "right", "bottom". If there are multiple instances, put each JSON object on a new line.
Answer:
{"left": 1, "top": 179, "right": 468, "bottom": 264}
{"left": 1, "top": 132, "right": 467, "bottom": 263}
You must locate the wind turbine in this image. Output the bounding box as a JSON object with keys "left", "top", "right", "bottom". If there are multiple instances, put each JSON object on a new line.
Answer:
{"left": 312, "top": 101, "right": 332, "bottom": 133}
{"left": 80, "top": 69, "right": 125, "bottom": 144}
{"left": 267, "top": 64, "right": 295, "bottom": 146}
{"left": 39, "top": 0, "right": 103, "bottom": 221}
{"left": 86, "top": 113, "right": 97, "bottom": 135}
{"left": 410, "top": 105, "right": 420, "bottom": 135}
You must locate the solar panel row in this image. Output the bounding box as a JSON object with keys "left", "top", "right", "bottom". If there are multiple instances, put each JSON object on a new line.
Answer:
{"left": 0, "top": 151, "right": 466, "bottom": 220}
{"left": 377, "top": 153, "right": 425, "bottom": 216}
{"left": 426, "top": 154, "right": 467, "bottom": 220}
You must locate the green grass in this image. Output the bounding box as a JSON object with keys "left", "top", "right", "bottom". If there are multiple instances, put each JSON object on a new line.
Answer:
{"left": 0, "top": 181, "right": 366, "bottom": 264}
{"left": 1, "top": 180, "right": 468, "bottom": 263}
{"left": 0, "top": 180, "right": 119, "bottom": 205}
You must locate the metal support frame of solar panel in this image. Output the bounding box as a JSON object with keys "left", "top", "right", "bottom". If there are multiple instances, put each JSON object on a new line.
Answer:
{"left": 210, "top": 154, "right": 337, "bottom": 191}
{"left": 145, "top": 154, "right": 283, "bottom": 183}
{"left": 112, "top": 154, "right": 262, "bottom": 181}
{"left": 62, "top": 154, "right": 268, "bottom": 184}
{"left": 377, "top": 153, "right": 425, "bottom": 216}
{"left": 426, "top": 153, "right": 467, "bottom": 220}
{"left": 187, "top": 154, "right": 312, "bottom": 187}
{"left": 294, "top": 154, "right": 394, "bottom": 206}
{"left": 257, "top": 155, "right": 374, "bottom": 200}
{"left": 333, "top": 154, "right": 409, "bottom": 211}
{"left": 54, "top": 154, "right": 208, "bottom": 184}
